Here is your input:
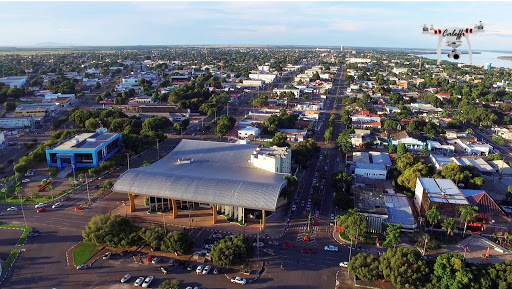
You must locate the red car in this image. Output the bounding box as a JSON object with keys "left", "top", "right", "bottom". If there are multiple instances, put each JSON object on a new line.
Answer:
{"left": 74, "top": 206, "right": 84, "bottom": 211}
{"left": 283, "top": 242, "right": 294, "bottom": 248}
{"left": 301, "top": 248, "right": 313, "bottom": 254}
{"left": 36, "top": 207, "right": 46, "bottom": 213}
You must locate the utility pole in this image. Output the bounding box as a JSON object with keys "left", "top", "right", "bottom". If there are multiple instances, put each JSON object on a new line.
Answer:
{"left": 156, "top": 139, "right": 160, "bottom": 160}
{"left": 85, "top": 173, "right": 90, "bottom": 203}
{"left": 19, "top": 194, "right": 28, "bottom": 228}
{"left": 126, "top": 153, "right": 130, "bottom": 170}
{"left": 162, "top": 213, "right": 166, "bottom": 234}
{"left": 422, "top": 234, "right": 429, "bottom": 256}
{"left": 257, "top": 218, "right": 261, "bottom": 260}
{"left": 347, "top": 235, "right": 353, "bottom": 277}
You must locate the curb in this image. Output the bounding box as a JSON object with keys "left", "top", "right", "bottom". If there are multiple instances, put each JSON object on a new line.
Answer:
{"left": 66, "top": 241, "right": 82, "bottom": 267}
{"left": 0, "top": 226, "right": 30, "bottom": 246}
{"left": 0, "top": 249, "right": 22, "bottom": 286}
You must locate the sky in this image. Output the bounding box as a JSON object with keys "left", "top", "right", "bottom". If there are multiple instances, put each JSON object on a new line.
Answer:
{"left": 1, "top": 1, "right": 512, "bottom": 50}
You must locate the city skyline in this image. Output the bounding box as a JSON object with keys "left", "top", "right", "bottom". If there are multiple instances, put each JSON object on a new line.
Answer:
{"left": 1, "top": 1, "right": 512, "bottom": 50}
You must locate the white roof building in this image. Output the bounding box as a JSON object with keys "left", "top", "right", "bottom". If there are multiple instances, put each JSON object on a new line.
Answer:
{"left": 0, "top": 76, "right": 28, "bottom": 88}
{"left": 451, "top": 157, "right": 494, "bottom": 174}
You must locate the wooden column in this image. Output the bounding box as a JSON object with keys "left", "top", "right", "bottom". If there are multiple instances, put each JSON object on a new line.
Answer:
{"left": 261, "top": 210, "right": 266, "bottom": 230}
{"left": 171, "top": 199, "right": 178, "bottom": 219}
{"left": 212, "top": 204, "right": 217, "bottom": 225}
{"left": 128, "top": 194, "right": 135, "bottom": 213}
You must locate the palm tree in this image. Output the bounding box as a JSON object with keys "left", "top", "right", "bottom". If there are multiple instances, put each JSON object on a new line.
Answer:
{"left": 425, "top": 205, "right": 441, "bottom": 232}
{"left": 442, "top": 218, "right": 456, "bottom": 238}
{"left": 458, "top": 205, "right": 478, "bottom": 236}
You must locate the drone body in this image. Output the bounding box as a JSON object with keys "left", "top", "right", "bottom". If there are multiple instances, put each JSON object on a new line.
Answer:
{"left": 422, "top": 21, "right": 485, "bottom": 65}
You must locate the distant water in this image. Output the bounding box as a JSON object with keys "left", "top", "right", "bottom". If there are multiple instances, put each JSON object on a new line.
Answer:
{"left": 415, "top": 51, "right": 512, "bottom": 69}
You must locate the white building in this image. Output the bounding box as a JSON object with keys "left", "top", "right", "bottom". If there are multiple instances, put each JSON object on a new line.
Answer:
{"left": 0, "top": 76, "right": 28, "bottom": 88}
{"left": 0, "top": 117, "right": 34, "bottom": 129}
{"left": 241, "top": 79, "right": 264, "bottom": 88}
{"left": 430, "top": 154, "right": 453, "bottom": 171}
{"left": 250, "top": 146, "right": 291, "bottom": 174}
{"left": 0, "top": 131, "right": 7, "bottom": 148}
{"left": 354, "top": 163, "right": 387, "bottom": 180}
{"left": 44, "top": 93, "right": 76, "bottom": 102}
{"left": 451, "top": 157, "right": 494, "bottom": 174}
{"left": 249, "top": 73, "right": 277, "bottom": 83}
{"left": 273, "top": 88, "right": 301, "bottom": 98}
{"left": 454, "top": 139, "right": 493, "bottom": 156}
{"left": 238, "top": 126, "right": 260, "bottom": 139}
{"left": 117, "top": 78, "right": 140, "bottom": 91}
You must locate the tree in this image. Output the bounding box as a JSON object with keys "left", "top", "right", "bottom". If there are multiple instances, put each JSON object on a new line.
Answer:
{"left": 283, "top": 175, "right": 298, "bottom": 201}
{"left": 139, "top": 226, "right": 166, "bottom": 250}
{"left": 348, "top": 253, "right": 381, "bottom": 281}
{"left": 397, "top": 143, "right": 408, "bottom": 157}
{"left": 82, "top": 214, "right": 140, "bottom": 248}
{"left": 383, "top": 224, "right": 402, "bottom": 248}
{"left": 488, "top": 260, "right": 512, "bottom": 289}
{"left": 396, "top": 152, "right": 415, "bottom": 172}
{"left": 215, "top": 115, "right": 236, "bottom": 138}
{"left": 332, "top": 171, "right": 353, "bottom": 194}
{"left": 426, "top": 205, "right": 441, "bottom": 232}
{"left": 442, "top": 218, "right": 456, "bottom": 238}
{"left": 268, "top": 132, "right": 289, "bottom": 147}
{"left": 104, "top": 180, "right": 113, "bottom": 188}
{"left": 487, "top": 154, "right": 503, "bottom": 161}
{"left": 324, "top": 127, "right": 333, "bottom": 144}
{"left": 430, "top": 253, "right": 475, "bottom": 289}
{"left": 161, "top": 231, "right": 194, "bottom": 255}
{"left": 397, "top": 162, "right": 429, "bottom": 192}
{"left": 336, "top": 131, "right": 353, "bottom": 155}
{"left": 252, "top": 94, "right": 268, "bottom": 108}
{"left": 379, "top": 247, "right": 430, "bottom": 289}
{"left": 4, "top": 102, "right": 16, "bottom": 111}
{"left": 458, "top": 205, "right": 478, "bottom": 235}
{"left": 210, "top": 234, "right": 253, "bottom": 267}
{"left": 159, "top": 279, "right": 180, "bottom": 289}
{"left": 508, "top": 186, "right": 512, "bottom": 201}
{"left": 388, "top": 144, "right": 397, "bottom": 154}
{"left": 85, "top": 118, "right": 101, "bottom": 131}
{"left": 337, "top": 209, "right": 368, "bottom": 244}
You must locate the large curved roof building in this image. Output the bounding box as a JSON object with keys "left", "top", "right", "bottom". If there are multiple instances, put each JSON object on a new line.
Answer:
{"left": 113, "top": 139, "right": 291, "bottom": 223}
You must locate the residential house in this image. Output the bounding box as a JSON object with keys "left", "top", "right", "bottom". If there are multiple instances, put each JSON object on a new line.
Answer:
{"left": 351, "top": 111, "right": 381, "bottom": 129}
{"left": 388, "top": 130, "right": 426, "bottom": 152}
{"left": 414, "top": 178, "right": 469, "bottom": 216}
{"left": 238, "top": 126, "right": 260, "bottom": 139}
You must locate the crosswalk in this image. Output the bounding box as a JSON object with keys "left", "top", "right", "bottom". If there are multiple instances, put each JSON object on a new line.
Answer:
{"left": 297, "top": 230, "right": 316, "bottom": 242}
{"left": 287, "top": 224, "right": 329, "bottom": 232}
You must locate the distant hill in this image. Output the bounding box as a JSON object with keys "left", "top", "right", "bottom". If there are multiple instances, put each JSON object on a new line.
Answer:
{"left": 32, "top": 42, "right": 73, "bottom": 47}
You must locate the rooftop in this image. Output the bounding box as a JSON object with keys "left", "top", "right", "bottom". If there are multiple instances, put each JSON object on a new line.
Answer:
{"left": 49, "top": 132, "right": 119, "bottom": 151}
{"left": 113, "top": 139, "right": 288, "bottom": 211}
{"left": 452, "top": 157, "right": 494, "bottom": 173}
{"left": 418, "top": 178, "right": 469, "bottom": 205}
{"left": 370, "top": 152, "right": 392, "bottom": 167}
{"left": 385, "top": 194, "right": 416, "bottom": 229}
{"left": 461, "top": 189, "right": 506, "bottom": 216}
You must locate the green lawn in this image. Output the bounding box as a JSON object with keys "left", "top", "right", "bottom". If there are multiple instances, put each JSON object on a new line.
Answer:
{"left": 0, "top": 223, "right": 31, "bottom": 245}
{"left": 72, "top": 242, "right": 98, "bottom": 266}
{"left": 6, "top": 250, "right": 20, "bottom": 268}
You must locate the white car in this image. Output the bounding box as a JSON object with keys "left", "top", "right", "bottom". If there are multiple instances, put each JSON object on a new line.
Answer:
{"left": 22, "top": 179, "right": 30, "bottom": 183}
{"left": 134, "top": 277, "right": 145, "bottom": 286}
{"left": 196, "top": 265, "right": 204, "bottom": 274}
{"left": 151, "top": 256, "right": 161, "bottom": 264}
{"left": 52, "top": 202, "right": 62, "bottom": 208}
{"left": 204, "top": 244, "right": 213, "bottom": 250}
{"left": 6, "top": 207, "right": 17, "bottom": 211}
{"left": 231, "top": 276, "right": 247, "bottom": 285}
{"left": 330, "top": 214, "right": 335, "bottom": 220}
{"left": 102, "top": 252, "right": 112, "bottom": 259}
{"left": 212, "top": 233, "right": 223, "bottom": 239}
{"left": 35, "top": 203, "right": 47, "bottom": 209}
{"left": 202, "top": 265, "right": 211, "bottom": 275}
{"left": 324, "top": 245, "right": 339, "bottom": 252}
{"left": 339, "top": 261, "right": 349, "bottom": 267}
{"left": 120, "top": 274, "right": 131, "bottom": 283}
{"left": 76, "top": 264, "right": 88, "bottom": 270}
{"left": 291, "top": 205, "right": 297, "bottom": 211}
{"left": 253, "top": 242, "right": 264, "bottom": 248}
{"left": 142, "top": 276, "right": 154, "bottom": 288}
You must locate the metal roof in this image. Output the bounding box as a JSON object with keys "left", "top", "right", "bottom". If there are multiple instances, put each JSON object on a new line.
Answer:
{"left": 112, "top": 139, "right": 288, "bottom": 211}
{"left": 419, "top": 178, "right": 469, "bottom": 205}
{"left": 49, "top": 133, "right": 119, "bottom": 151}
{"left": 385, "top": 194, "right": 416, "bottom": 228}
{"left": 370, "top": 152, "right": 392, "bottom": 167}
{"left": 452, "top": 157, "right": 494, "bottom": 173}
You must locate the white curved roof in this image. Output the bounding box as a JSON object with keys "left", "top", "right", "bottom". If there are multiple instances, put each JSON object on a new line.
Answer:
{"left": 113, "top": 139, "right": 288, "bottom": 211}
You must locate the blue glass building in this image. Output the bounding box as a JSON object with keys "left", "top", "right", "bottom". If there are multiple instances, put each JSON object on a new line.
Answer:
{"left": 46, "top": 132, "right": 122, "bottom": 171}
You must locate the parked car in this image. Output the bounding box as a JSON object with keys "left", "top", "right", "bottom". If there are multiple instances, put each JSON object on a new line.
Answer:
{"left": 202, "top": 265, "right": 211, "bottom": 275}
{"left": 36, "top": 207, "right": 46, "bottom": 213}
{"left": 187, "top": 263, "right": 195, "bottom": 271}
{"left": 168, "top": 259, "right": 175, "bottom": 266}
{"left": 196, "top": 265, "right": 204, "bottom": 274}
{"left": 134, "top": 277, "right": 145, "bottom": 286}
{"left": 339, "top": 261, "right": 349, "bottom": 267}
{"left": 74, "top": 205, "right": 84, "bottom": 211}
{"left": 151, "top": 256, "right": 161, "bottom": 264}
{"left": 283, "top": 242, "right": 294, "bottom": 248}
{"left": 204, "top": 244, "right": 214, "bottom": 250}
{"left": 268, "top": 240, "right": 279, "bottom": 246}
{"left": 212, "top": 233, "right": 223, "bottom": 239}
{"left": 52, "top": 202, "right": 62, "bottom": 208}
{"left": 231, "top": 276, "right": 247, "bottom": 285}
{"left": 6, "top": 207, "right": 17, "bottom": 211}
{"left": 76, "top": 264, "right": 88, "bottom": 270}
{"left": 120, "top": 274, "right": 131, "bottom": 283}
{"left": 324, "top": 245, "right": 339, "bottom": 252}
{"left": 142, "top": 276, "right": 154, "bottom": 288}
{"left": 263, "top": 248, "right": 276, "bottom": 256}
{"left": 291, "top": 205, "right": 296, "bottom": 211}
{"left": 35, "top": 203, "right": 47, "bottom": 209}
{"left": 21, "top": 179, "right": 30, "bottom": 183}
{"left": 253, "top": 242, "right": 264, "bottom": 247}
{"left": 102, "top": 252, "right": 112, "bottom": 259}
{"left": 330, "top": 214, "right": 335, "bottom": 220}
{"left": 213, "top": 267, "right": 220, "bottom": 274}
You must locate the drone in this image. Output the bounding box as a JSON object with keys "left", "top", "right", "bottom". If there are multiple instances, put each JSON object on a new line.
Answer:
{"left": 422, "top": 21, "right": 485, "bottom": 65}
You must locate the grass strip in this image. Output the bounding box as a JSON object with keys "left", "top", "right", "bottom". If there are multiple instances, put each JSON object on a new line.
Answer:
{"left": 72, "top": 242, "right": 98, "bottom": 266}
{"left": 6, "top": 250, "right": 20, "bottom": 268}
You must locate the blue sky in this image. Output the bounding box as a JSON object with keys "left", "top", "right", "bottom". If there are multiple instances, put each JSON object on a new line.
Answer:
{"left": 1, "top": 1, "right": 512, "bottom": 50}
